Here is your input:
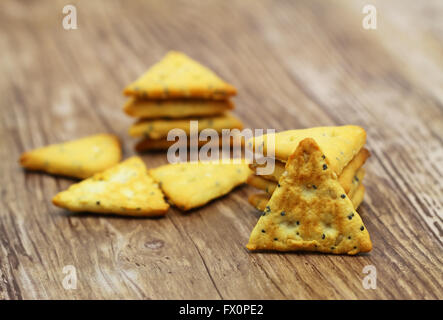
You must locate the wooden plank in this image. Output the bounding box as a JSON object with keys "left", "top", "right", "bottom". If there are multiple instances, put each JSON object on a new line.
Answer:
{"left": 0, "top": 0, "right": 441, "bottom": 299}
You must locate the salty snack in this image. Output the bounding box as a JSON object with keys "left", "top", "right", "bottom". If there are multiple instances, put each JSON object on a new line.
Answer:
{"left": 249, "top": 125, "right": 367, "bottom": 175}
{"left": 124, "top": 98, "right": 233, "bottom": 119}
{"left": 250, "top": 148, "right": 370, "bottom": 195}
{"left": 52, "top": 157, "right": 169, "bottom": 216}
{"left": 248, "top": 193, "right": 271, "bottom": 212}
{"left": 246, "top": 138, "right": 372, "bottom": 254}
{"left": 128, "top": 113, "right": 243, "bottom": 139}
{"left": 348, "top": 168, "right": 365, "bottom": 199}
{"left": 19, "top": 134, "right": 121, "bottom": 179}
{"left": 351, "top": 184, "right": 365, "bottom": 211}
{"left": 124, "top": 51, "right": 237, "bottom": 99}
{"left": 150, "top": 160, "right": 251, "bottom": 210}
{"left": 248, "top": 183, "right": 365, "bottom": 212}
{"left": 337, "top": 149, "right": 369, "bottom": 193}
{"left": 249, "top": 159, "right": 286, "bottom": 183}
{"left": 247, "top": 175, "right": 277, "bottom": 195}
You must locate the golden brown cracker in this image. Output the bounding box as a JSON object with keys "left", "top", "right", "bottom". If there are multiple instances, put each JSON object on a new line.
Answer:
{"left": 248, "top": 193, "right": 271, "bottom": 212}
{"left": 248, "top": 186, "right": 363, "bottom": 212}
{"left": 249, "top": 126, "right": 367, "bottom": 175}
{"left": 348, "top": 168, "right": 365, "bottom": 199}
{"left": 123, "top": 51, "right": 237, "bottom": 99}
{"left": 52, "top": 157, "right": 169, "bottom": 216}
{"left": 150, "top": 160, "right": 251, "bottom": 211}
{"left": 246, "top": 138, "right": 372, "bottom": 254}
{"left": 129, "top": 113, "right": 243, "bottom": 139}
{"left": 123, "top": 98, "right": 234, "bottom": 119}
{"left": 247, "top": 175, "right": 277, "bottom": 195}
{"left": 249, "top": 159, "right": 286, "bottom": 182}
{"left": 252, "top": 148, "right": 369, "bottom": 195}
{"left": 338, "top": 148, "right": 369, "bottom": 193}
{"left": 352, "top": 184, "right": 365, "bottom": 210}
{"left": 19, "top": 134, "right": 121, "bottom": 179}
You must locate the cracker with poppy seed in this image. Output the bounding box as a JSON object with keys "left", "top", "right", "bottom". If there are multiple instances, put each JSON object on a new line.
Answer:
{"left": 247, "top": 165, "right": 365, "bottom": 198}
{"left": 249, "top": 159, "right": 286, "bottom": 182}
{"left": 123, "top": 51, "right": 237, "bottom": 99}
{"left": 338, "top": 148, "right": 369, "bottom": 193}
{"left": 348, "top": 168, "right": 365, "bottom": 199}
{"left": 248, "top": 125, "right": 367, "bottom": 176}
{"left": 247, "top": 174, "right": 278, "bottom": 195}
{"left": 124, "top": 97, "right": 234, "bottom": 119}
{"left": 351, "top": 184, "right": 365, "bottom": 210}
{"left": 246, "top": 138, "right": 372, "bottom": 255}
{"left": 52, "top": 157, "right": 169, "bottom": 216}
{"left": 19, "top": 134, "right": 121, "bottom": 179}
{"left": 248, "top": 193, "right": 271, "bottom": 212}
{"left": 248, "top": 184, "right": 365, "bottom": 212}
{"left": 129, "top": 113, "right": 243, "bottom": 139}
{"left": 251, "top": 148, "right": 369, "bottom": 196}
{"left": 150, "top": 160, "right": 251, "bottom": 211}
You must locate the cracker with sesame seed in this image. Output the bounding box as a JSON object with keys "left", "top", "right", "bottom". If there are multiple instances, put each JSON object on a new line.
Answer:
{"left": 246, "top": 138, "right": 372, "bottom": 254}
{"left": 248, "top": 125, "right": 367, "bottom": 176}
{"left": 351, "top": 184, "right": 365, "bottom": 210}
{"left": 128, "top": 113, "right": 243, "bottom": 139}
{"left": 248, "top": 179, "right": 365, "bottom": 213}
{"left": 124, "top": 97, "right": 234, "bottom": 119}
{"left": 123, "top": 51, "right": 237, "bottom": 99}
{"left": 250, "top": 147, "right": 370, "bottom": 195}
{"left": 247, "top": 174, "right": 277, "bottom": 195}
{"left": 338, "top": 148, "right": 369, "bottom": 193}
{"left": 348, "top": 168, "right": 365, "bottom": 199}
{"left": 19, "top": 134, "right": 121, "bottom": 179}
{"left": 249, "top": 159, "right": 286, "bottom": 182}
{"left": 150, "top": 160, "right": 251, "bottom": 211}
{"left": 248, "top": 193, "right": 271, "bottom": 212}
{"left": 52, "top": 157, "right": 169, "bottom": 216}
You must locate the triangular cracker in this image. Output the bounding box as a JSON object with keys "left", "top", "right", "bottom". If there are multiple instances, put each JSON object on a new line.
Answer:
{"left": 20, "top": 134, "right": 121, "bottom": 179}
{"left": 123, "top": 51, "right": 237, "bottom": 99}
{"left": 52, "top": 157, "right": 169, "bottom": 216}
{"left": 150, "top": 160, "right": 251, "bottom": 210}
{"left": 246, "top": 138, "right": 372, "bottom": 254}
{"left": 249, "top": 126, "right": 366, "bottom": 175}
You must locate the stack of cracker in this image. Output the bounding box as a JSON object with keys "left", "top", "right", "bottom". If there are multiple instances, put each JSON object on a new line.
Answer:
{"left": 246, "top": 137, "right": 372, "bottom": 255}
{"left": 122, "top": 51, "right": 243, "bottom": 151}
{"left": 247, "top": 126, "right": 370, "bottom": 212}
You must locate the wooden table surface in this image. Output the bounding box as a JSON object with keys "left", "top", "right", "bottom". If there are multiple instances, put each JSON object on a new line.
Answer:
{"left": 1, "top": 0, "right": 442, "bottom": 300}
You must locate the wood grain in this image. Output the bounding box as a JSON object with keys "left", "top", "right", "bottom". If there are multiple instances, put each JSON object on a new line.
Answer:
{"left": 0, "top": 0, "right": 442, "bottom": 299}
